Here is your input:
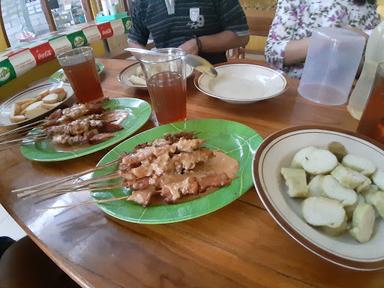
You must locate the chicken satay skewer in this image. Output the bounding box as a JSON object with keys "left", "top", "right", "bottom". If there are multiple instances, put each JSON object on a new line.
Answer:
{"left": 0, "top": 120, "right": 44, "bottom": 140}
{"left": 18, "top": 172, "right": 121, "bottom": 199}
{"left": 37, "top": 195, "right": 131, "bottom": 211}
{"left": 0, "top": 134, "right": 47, "bottom": 151}
{"left": 12, "top": 158, "right": 122, "bottom": 194}
{"left": 35, "top": 183, "right": 124, "bottom": 203}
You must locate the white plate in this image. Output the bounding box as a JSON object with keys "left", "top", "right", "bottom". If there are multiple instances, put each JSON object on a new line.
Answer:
{"left": 118, "top": 62, "right": 194, "bottom": 89}
{"left": 253, "top": 126, "right": 384, "bottom": 271}
{"left": 0, "top": 83, "right": 74, "bottom": 127}
{"left": 195, "top": 63, "right": 287, "bottom": 104}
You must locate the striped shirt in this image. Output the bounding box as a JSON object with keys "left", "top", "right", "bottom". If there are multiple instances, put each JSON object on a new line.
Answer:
{"left": 128, "top": 0, "right": 249, "bottom": 63}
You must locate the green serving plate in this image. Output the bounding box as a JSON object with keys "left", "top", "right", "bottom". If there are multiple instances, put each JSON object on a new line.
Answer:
{"left": 20, "top": 98, "right": 151, "bottom": 162}
{"left": 49, "top": 62, "right": 105, "bottom": 83}
{"left": 91, "top": 119, "right": 263, "bottom": 224}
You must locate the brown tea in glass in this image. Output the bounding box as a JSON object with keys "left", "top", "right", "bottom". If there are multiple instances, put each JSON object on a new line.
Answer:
{"left": 57, "top": 47, "right": 104, "bottom": 103}
{"left": 139, "top": 48, "right": 187, "bottom": 126}
{"left": 357, "top": 63, "right": 384, "bottom": 144}
{"left": 147, "top": 71, "right": 186, "bottom": 124}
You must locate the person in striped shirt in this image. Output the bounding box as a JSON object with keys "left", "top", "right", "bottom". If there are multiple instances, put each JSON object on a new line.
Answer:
{"left": 128, "top": 0, "right": 250, "bottom": 64}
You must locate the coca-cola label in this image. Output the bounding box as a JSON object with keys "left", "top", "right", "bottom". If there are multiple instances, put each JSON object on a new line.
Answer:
{"left": 67, "top": 31, "right": 88, "bottom": 48}
{"left": 0, "top": 59, "right": 17, "bottom": 86}
{"left": 29, "top": 42, "right": 55, "bottom": 64}
{"left": 110, "top": 20, "right": 125, "bottom": 36}
{"left": 8, "top": 49, "right": 37, "bottom": 76}
{"left": 49, "top": 36, "right": 72, "bottom": 55}
{"left": 97, "top": 22, "right": 114, "bottom": 39}
{"left": 83, "top": 25, "right": 101, "bottom": 43}
{"left": 122, "top": 17, "right": 132, "bottom": 33}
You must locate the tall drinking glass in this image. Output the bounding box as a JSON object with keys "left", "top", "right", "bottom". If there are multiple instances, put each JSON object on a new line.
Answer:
{"left": 57, "top": 47, "right": 104, "bottom": 103}
{"left": 139, "top": 48, "right": 187, "bottom": 126}
{"left": 357, "top": 63, "right": 384, "bottom": 144}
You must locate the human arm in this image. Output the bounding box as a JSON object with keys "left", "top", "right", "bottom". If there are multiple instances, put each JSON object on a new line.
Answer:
{"left": 127, "top": 40, "right": 147, "bottom": 50}
{"left": 127, "top": 0, "right": 150, "bottom": 49}
{"left": 178, "top": 31, "right": 249, "bottom": 55}
{"left": 284, "top": 38, "right": 310, "bottom": 65}
{"left": 265, "top": 0, "right": 300, "bottom": 69}
{"left": 179, "top": 0, "right": 249, "bottom": 55}
{"left": 128, "top": 39, "right": 147, "bottom": 49}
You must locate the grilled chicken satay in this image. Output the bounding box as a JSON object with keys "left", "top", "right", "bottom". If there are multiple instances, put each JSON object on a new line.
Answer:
{"left": 51, "top": 130, "right": 115, "bottom": 145}
{"left": 126, "top": 171, "right": 232, "bottom": 206}
{"left": 119, "top": 147, "right": 212, "bottom": 185}
{"left": 44, "top": 103, "right": 104, "bottom": 127}
{"left": 119, "top": 138, "right": 204, "bottom": 170}
{"left": 43, "top": 101, "right": 123, "bottom": 146}
{"left": 160, "top": 173, "right": 231, "bottom": 203}
{"left": 118, "top": 133, "right": 236, "bottom": 206}
{"left": 46, "top": 118, "right": 104, "bottom": 136}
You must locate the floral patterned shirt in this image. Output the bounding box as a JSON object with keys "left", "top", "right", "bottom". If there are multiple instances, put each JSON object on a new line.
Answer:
{"left": 265, "top": 0, "right": 381, "bottom": 78}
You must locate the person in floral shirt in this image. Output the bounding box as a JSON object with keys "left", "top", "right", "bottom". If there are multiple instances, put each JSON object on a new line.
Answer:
{"left": 265, "top": 0, "right": 381, "bottom": 78}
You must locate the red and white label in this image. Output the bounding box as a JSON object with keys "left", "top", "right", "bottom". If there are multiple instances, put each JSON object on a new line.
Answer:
{"left": 110, "top": 20, "right": 125, "bottom": 36}
{"left": 4, "top": 48, "right": 25, "bottom": 58}
{"left": 29, "top": 42, "right": 55, "bottom": 64}
{"left": 8, "top": 49, "right": 37, "bottom": 76}
{"left": 83, "top": 25, "right": 101, "bottom": 43}
{"left": 97, "top": 22, "right": 114, "bottom": 39}
{"left": 49, "top": 36, "right": 72, "bottom": 55}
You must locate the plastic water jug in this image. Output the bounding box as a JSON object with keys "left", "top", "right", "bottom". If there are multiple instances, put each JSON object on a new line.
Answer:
{"left": 298, "top": 28, "right": 366, "bottom": 105}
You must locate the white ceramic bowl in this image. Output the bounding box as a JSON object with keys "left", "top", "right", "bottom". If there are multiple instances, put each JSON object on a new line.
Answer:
{"left": 0, "top": 83, "right": 74, "bottom": 127}
{"left": 195, "top": 63, "right": 287, "bottom": 104}
{"left": 253, "top": 126, "right": 384, "bottom": 270}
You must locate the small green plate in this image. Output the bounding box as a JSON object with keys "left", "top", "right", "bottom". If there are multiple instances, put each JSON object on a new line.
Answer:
{"left": 49, "top": 62, "right": 105, "bottom": 83}
{"left": 20, "top": 98, "right": 152, "bottom": 162}
{"left": 92, "top": 119, "right": 263, "bottom": 224}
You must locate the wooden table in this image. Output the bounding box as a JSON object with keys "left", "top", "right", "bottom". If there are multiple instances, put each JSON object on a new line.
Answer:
{"left": 1, "top": 58, "right": 383, "bottom": 288}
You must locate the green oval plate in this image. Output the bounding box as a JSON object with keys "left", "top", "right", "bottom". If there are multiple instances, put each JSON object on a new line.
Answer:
{"left": 91, "top": 119, "right": 263, "bottom": 224}
{"left": 20, "top": 98, "right": 151, "bottom": 162}
{"left": 49, "top": 62, "right": 105, "bottom": 83}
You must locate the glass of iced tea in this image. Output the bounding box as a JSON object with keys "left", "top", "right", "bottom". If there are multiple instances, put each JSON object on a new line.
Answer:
{"left": 357, "top": 62, "right": 384, "bottom": 144}
{"left": 140, "top": 48, "right": 187, "bottom": 125}
{"left": 57, "top": 47, "right": 104, "bottom": 103}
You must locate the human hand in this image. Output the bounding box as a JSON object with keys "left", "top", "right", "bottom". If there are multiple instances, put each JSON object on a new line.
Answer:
{"left": 178, "top": 38, "right": 199, "bottom": 55}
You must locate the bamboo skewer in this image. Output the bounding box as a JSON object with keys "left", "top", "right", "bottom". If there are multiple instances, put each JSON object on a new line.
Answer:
{"left": 12, "top": 158, "right": 122, "bottom": 194}
{"left": 19, "top": 172, "right": 121, "bottom": 199}
{"left": 0, "top": 128, "right": 41, "bottom": 141}
{"left": 0, "top": 134, "right": 47, "bottom": 145}
{"left": 35, "top": 183, "right": 124, "bottom": 203}
{"left": 0, "top": 120, "right": 46, "bottom": 150}
{"left": 0, "top": 119, "right": 44, "bottom": 139}
{"left": 0, "top": 135, "right": 47, "bottom": 151}
{"left": 38, "top": 195, "right": 131, "bottom": 210}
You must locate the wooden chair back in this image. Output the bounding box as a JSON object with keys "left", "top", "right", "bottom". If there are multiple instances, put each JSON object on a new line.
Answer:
{"left": 227, "top": 5, "right": 276, "bottom": 60}
{"left": 0, "top": 0, "right": 10, "bottom": 49}
{"left": 246, "top": 9, "right": 275, "bottom": 37}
